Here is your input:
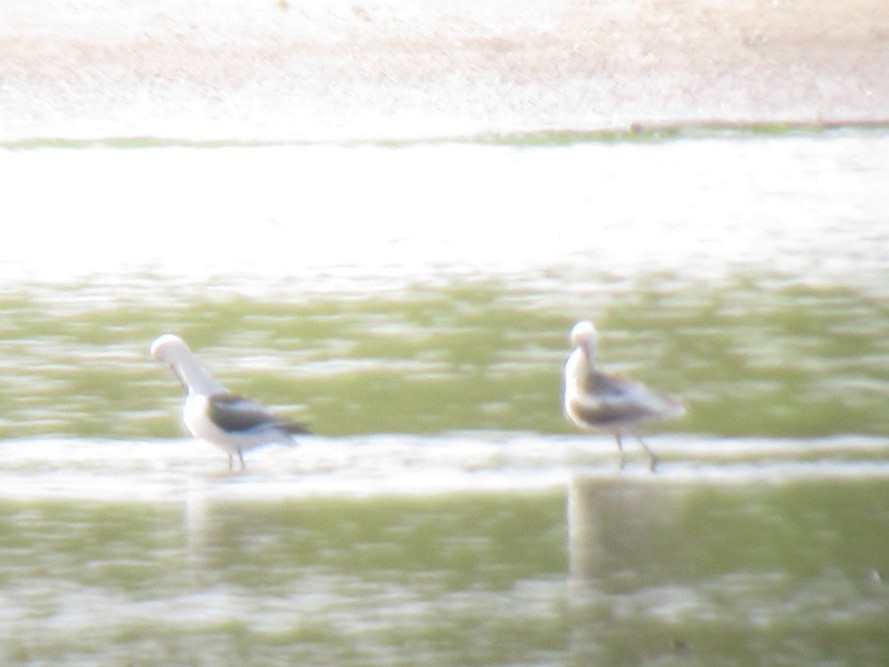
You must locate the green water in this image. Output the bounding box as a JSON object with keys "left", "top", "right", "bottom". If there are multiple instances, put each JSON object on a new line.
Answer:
{"left": 1, "top": 270, "right": 881, "bottom": 667}
{"left": 569, "top": 477, "right": 889, "bottom": 666}
{"left": 1, "top": 276, "right": 887, "bottom": 440}
{"left": 2, "top": 129, "right": 889, "bottom": 666}
{"left": 0, "top": 491, "right": 568, "bottom": 666}
{"left": 2, "top": 478, "right": 889, "bottom": 665}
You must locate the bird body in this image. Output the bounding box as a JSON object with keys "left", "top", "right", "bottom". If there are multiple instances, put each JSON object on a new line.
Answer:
{"left": 151, "top": 334, "right": 308, "bottom": 470}
{"left": 563, "top": 320, "right": 683, "bottom": 470}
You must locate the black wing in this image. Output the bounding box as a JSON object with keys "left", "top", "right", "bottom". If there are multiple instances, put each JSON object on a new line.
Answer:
{"left": 570, "top": 371, "right": 676, "bottom": 427}
{"left": 208, "top": 393, "right": 310, "bottom": 434}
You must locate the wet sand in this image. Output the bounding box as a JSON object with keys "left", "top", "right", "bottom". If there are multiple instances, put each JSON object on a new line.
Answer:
{"left": 1, "top": 0, "right": 888, "bottom": 139}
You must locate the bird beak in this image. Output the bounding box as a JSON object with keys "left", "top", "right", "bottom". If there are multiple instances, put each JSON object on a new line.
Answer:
{"left": 169, "top": 365, "right": 187, "bottom": 393}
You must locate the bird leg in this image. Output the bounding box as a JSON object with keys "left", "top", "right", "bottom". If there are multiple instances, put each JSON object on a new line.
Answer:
{"left": 631, "top": 430, "right": 659, "bottom": 472}
{"left": 615, "top": 432, "right": 627, "bottom": 470}
{"left": 227, "top": 451, "right": 247, "bottom": 473}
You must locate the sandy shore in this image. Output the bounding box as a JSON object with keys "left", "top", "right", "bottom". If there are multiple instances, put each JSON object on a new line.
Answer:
{"left": 1, "top": 0, "right": 888, "bottom": 139}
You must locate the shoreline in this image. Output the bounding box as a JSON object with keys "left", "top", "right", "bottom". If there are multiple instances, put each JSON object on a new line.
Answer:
{"left": 2, "top": 120, "right": 888, "bottom": 151}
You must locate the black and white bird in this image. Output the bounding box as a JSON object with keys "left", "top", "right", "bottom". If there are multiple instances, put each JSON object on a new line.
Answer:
{"left": 563, "top": 320, "right": 683, "bottom": 471}
{"left": 151, "top": 334, "right": 309, "bottom": 471}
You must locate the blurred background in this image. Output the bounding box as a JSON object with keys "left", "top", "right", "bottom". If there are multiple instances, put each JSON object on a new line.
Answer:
{"left": 1, "top": 0, "right": 888, "bottom": 665}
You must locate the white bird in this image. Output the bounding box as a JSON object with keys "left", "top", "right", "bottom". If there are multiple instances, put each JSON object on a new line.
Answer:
{"left": 563, "top": 320, "right": 684, "bottom": 471}
{"left": 151, "top": 334, "right": 309, "bottom": 471}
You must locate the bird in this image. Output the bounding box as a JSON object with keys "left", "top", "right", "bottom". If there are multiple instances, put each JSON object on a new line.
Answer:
{"left": 150, "top": 333, "right": 309, "bottom": 471}
{"left": 563, "top": 320, "right": 683, "bottom": 471}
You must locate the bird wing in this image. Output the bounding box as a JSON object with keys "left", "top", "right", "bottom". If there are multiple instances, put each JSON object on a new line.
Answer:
{"left": 571, "top": 372, "right": 679, "bottom": 426}
{"left": 569, "top": 395, "right": 658, "bottom": 427}
{"left": 208, "top": 393, "right": 310, "bottom": 434}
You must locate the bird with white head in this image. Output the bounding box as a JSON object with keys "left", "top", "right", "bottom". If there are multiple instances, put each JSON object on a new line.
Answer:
{"left": 151, "top": 334, "right": 309, "bottom": 471}
{"left": 563, "top": 320, "right": 683, "bottom": 471}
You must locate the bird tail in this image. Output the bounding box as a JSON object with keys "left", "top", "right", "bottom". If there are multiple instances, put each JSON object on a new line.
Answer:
{"left": 658, "top": 395, "right": 686, "bottom": 420}
{"left": 277, "top": 419, "right": 311, "bottom": 435}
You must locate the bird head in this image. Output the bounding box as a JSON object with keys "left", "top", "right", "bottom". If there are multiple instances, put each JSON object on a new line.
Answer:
{"left": 150, "top": 333, "right": 191, "bottom": 365}
{"left": 570, "top": 320, "right": 598, "bottom": 348}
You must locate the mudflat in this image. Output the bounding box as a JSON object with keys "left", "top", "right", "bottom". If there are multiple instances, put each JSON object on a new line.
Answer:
{"left": 1, "top": 0, "right": 887, "bottom": 137}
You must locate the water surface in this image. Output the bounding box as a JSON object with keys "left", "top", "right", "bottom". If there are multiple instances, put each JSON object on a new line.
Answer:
{"left": 1, "top": 124, "right": 888, "bottom": 665}
{"left": 2, "top": 436, "right": 889, "bottom": 665}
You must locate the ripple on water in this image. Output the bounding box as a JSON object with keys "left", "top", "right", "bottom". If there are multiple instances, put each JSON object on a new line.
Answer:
{"left": 0, "top": 434, "right": 889, "bottom": 502}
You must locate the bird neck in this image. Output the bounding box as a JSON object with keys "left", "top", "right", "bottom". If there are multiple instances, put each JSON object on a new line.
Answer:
{"left": 565, "top": 345, "right": 594, "bottom": 385}
{"left": 171, "top": 354, "right": 224, "bottom": 396}
{"left": 581, "top": 341, "right": 597, "bottom": 372}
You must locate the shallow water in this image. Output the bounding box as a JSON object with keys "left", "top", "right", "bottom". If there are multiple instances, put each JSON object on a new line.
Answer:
{"left": 2, "top": 435, "right": 889, "bottom": 665}
{"left": 4, "top": 131, "right": 889, "bottom": 290}
{"left": 2, "top": 116, "right": 889, "bottom": 664}
{"left": 2, "top": 130, "right": 889, "bottom": 440}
